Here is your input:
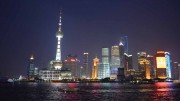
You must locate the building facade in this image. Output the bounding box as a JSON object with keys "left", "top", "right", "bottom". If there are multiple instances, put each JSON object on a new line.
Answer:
{"left": 83, "top": 53, "right": 90, "bottom": 79}
{"left": 147, "top": 55, "right": 155, "bottom": 79}
{"left": 119, "top": 42, "right": 125, "bottom": 68}
{"left": 63, "top": 54, "right": 80, "bottom": 79}
{"left": 98, "top": 48, "right": 110, "bottom": 79}
{"left": 27, "top": 55, "right": 35, "bottom": 80}
{"left": 171, "top": 62, "right": 179, "bottom": 80}
{"left": 137, "top": 52, "right": 150, "bottom": 79}
{"left": 156, "top": 50, "right": 167, "bottom": 79}
{"left": 165, "top": 52, "right": 171, "bottom": 79}
{"left": 92, "top": 56, "right": 100, "bottom": 79}
{"left": 120, "top": 36, "right": 128, "bottom": 54}
{"left": 110, "top": 46, "right": 120, "bottom": 79}
{"left": 39, "top": 69, "right": 61, "bottom": 81}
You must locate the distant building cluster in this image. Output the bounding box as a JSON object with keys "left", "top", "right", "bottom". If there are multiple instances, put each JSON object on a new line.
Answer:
{"left": 26, "top": 12, "right": 180, "bottom": 82}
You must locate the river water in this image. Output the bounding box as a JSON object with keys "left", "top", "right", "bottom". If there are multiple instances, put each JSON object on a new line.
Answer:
{"left": 0, "top": 82, "right": 180, "bottom": 101}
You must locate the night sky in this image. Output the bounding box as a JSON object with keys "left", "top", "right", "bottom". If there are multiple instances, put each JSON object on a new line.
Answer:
{"left": 0, "top": 0, "right": 180, "bottom": 77}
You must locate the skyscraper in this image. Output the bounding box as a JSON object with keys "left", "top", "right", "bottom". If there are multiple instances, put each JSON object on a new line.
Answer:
{"left": 83, "top": 53, "right": 90, "bottom": 79}
{"left": 120, "top": 36, "right": 128, "bottom": 54}
{"left": 110, "top": 46, "right": 120, "bottom": 79}
{"left": 119, "top": 42, "right": 125, "bottom": 68}
{"left": 27, "top": 55, "right": 35, "bottom": 80}
{"left": 147, "top": 55, "right": 155, "bottom": 78}
{"left": 63, "top": 54, "right": 80, "bottom": 78}
{"left": 117, "top": 42, "right": 125, "bottom": 81}
{"left": 137, "top": 52, "right": 150, "bottom": 79}
{"left": 165, "top": 52, "right": 171, "bottom": 78}
{"left": 124, "top": 53, "right": 133, "bottom": 70}
{"left": 156, "top": 50, "right": 167, "bottom": 79}
{"left": 171, "top": 62, "right": 179, "bottom": 80}
{"left": 92, "top": 56, "right": 99, "bottom": 79}
{"left": 98, "top": 48, "right": 110, "bottom": 79}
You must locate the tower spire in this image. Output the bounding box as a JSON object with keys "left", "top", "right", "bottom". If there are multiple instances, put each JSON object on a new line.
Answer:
{"left": 55, "top": 9, "right": 63, "bottom": 67}
{"left": 58, "top": 10, "right": 62, "bottom": 32}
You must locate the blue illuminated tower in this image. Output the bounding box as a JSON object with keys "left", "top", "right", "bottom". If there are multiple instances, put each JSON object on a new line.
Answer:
{"left": 165, "top": 52, "right": 171, "bottom": 78}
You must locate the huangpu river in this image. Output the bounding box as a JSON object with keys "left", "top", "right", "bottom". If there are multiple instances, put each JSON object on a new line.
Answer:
{"left": 1, "top": 82, "right": 180, "bottom": 101}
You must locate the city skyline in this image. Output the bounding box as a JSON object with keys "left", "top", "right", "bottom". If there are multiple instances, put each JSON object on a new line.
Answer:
{"left": 0, "top": 0, "right": 180, "bottom": 77}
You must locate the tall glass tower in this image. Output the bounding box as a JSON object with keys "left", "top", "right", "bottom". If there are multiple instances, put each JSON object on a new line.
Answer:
{"left": 120, "top": 36, "right": 128, "bottom": 54}
{"left": 27, "top": 55, "right": 35, "bottom": 80}
{"left": 119, "top": 42, "right": 125, "bottom": 68}
{"left": 110, "top": 46, "right": 120, "bottom": 79}
{"left": 165, "top": 52, "right": 171, "bottom": 78}
{"left": 83, "top": 53, "right": 90, "bottom": 78}
{"left": 98, "top": 48, "right": 110, "bottom": 79}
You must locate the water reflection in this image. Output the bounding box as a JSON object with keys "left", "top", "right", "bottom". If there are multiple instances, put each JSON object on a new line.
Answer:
{"left": 152, "top": 82, "right": 175, "bottom": 101}
{"left": 1, "top": 82, "right": 180, "bottom": 101}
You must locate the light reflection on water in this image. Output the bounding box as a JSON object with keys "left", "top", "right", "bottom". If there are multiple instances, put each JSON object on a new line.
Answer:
{"left": 0, "top": 82, "right": 180, "bottom": 101}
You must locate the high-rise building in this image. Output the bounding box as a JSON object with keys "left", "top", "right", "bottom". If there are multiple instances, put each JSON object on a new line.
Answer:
{"left": 98, "top": 48, "right": 110, "bottom": 79}
{"left": 147, "top": 55, "right": 155, "bottom": 78}
{"left": 27, "top": 55, "right": 35, "bottom": 80}
{"left": 110, "top": 46, "right": 120, "bottom": 79}
{"left": 34, "top": 67, "right": 39, "bottom": 78}
{"left": 124, "top": 53, "right": 133, "bottom": 70}
{"left": 137, "top": 52, "right": 150, "bottom": 79}
{"left": 155, "top": 50, "right": 167, "bottom": 79}
{"left": 117, "top": 42, "right": 126, "bottom": 81}
{"left": 165, "top": 52, "right": 171, "bottom": 79}
{"left": 63, "top": 54, "right": 80, "bottom": 78}
{"left": 92, "top": 56, "right": 99, "bottom": 79}
{"left": 120, "top": 36, "right": 128, "bottom": 54}
{"left": 171, "top": 62, "right": 179, "bottom": 80}
{"left": 83, "top": 53, "right": 90, "bottom": 79}
{"left": 119, "top": 42, "right": 125, "bottom": 68}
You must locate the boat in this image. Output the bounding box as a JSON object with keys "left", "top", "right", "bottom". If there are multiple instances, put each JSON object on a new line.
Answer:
{"left": 7, "top": 79, "right": 14, "bottom": 83}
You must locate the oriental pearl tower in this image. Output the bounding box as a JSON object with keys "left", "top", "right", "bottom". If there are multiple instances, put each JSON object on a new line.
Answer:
{"left": 52, "top": 11, "right": 63, "bottom": 70}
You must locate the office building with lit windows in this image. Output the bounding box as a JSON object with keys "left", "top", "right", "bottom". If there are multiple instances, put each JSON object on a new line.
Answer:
{"left": 98, "top": 48, "right": 110, "bottom": 79}
{"left": 147, "top": 55, "right": 155, "bottom": 78}
{"left": 165, "top": 52, "right": 171, "bottom": 79}
{"left": 124, "top": 53, "right": 133, "bottom": 70}
{"left": 110, "top": 46, "right": 120, "bottom": 79}
{"left": 92, "top": 56, "right": 99, "bottom": 79}
{"left": 120, "top": 36, "right": 128, "bottom": 54}
{"left": 137, "top": 52, "right": 150, "bottom": 79}
{"left": 83, "top": 53, "right": 90, "bottom": 79}
{"left": 155, "top": 50, "right": 167, "bottom": 79}
{"left": 171, "top": 62, "right": 179, "bottom": 80}
{"left": 63, "top": 54, "right": 80, "bottom": 79}
{"left": 119, "top": 42, "right": 125, "bottom": 68}
{"left": 27, "top": 55, "right": 35, "bottom": 80}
